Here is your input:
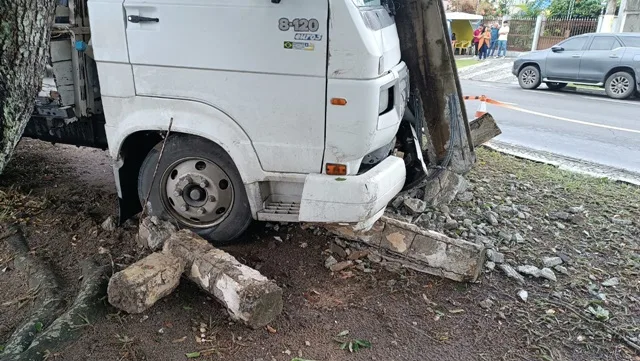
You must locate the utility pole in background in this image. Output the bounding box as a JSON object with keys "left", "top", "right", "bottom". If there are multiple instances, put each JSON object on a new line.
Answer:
{"left": 617, "top": 0, "right": 640, "bottom": 32}
{"left": 600, "top": 0, "right": 618, "bottom": 31}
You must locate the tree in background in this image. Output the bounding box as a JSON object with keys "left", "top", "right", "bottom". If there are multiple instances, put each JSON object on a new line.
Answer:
{"left": 547, "top": 0, "right": 604, "bottom": 18}
{"left": 515, "top": 0, "right": 550, "bottom": 16}
{"left": 477, "top": 0, "right": 498, "bottom": 15}
{"left": 449, "top": 0, "right": 478, "bottom": 13}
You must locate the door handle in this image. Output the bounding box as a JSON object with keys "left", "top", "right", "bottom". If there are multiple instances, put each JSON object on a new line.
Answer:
{"left": 572, "top": 54, "right": 581, "bottom": 58}
{"left": 609, "top": 54, "right": 619, "bottom": 58}
{"left": 127, "top": 15, "right": 159, "bottom": 23}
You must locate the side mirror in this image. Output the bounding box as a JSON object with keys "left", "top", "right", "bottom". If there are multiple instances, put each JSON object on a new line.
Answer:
{"left": 551, "top": 46, "right": 564, "bottom": 52}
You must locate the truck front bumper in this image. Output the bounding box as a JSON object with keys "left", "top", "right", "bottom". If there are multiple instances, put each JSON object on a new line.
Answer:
{"left": 298, "top": 155, "right": 406, "bottom": 224}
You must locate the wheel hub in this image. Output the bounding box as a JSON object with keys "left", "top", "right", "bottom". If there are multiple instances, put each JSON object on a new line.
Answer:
{"left": 611, "top": 77, "right": 629, "bottom": 94}
{"left": 161, "top": 158, "right": 234, "bottom": 228}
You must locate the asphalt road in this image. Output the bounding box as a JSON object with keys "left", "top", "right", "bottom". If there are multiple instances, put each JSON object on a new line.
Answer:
{"left": 460, "top": 80, "right": 640, "bottom": 174}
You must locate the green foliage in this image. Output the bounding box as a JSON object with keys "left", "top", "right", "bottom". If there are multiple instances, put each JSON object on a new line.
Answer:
{"left": 516, "top": 0, "right": 549, "bottom": 16}
{"left": 548, "top": 0, "right": 603, "bottom": 18}
{"left": 185, "top": 351, "right": 201, "bottom": 358}
{"left": 334, "top": 330, "right": 372, "bottom": 353}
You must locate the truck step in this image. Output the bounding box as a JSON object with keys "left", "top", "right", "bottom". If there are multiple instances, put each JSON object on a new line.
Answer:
{"left": 256, "top": 200, "right": 300, "bottom": 222}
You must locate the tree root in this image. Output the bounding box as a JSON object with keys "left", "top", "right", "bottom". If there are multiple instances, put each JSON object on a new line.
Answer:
{"left": 1, "top": 226, "right": 109, "bottom": 361}
{"left": 1, "top": 227, "right": 65, "bottom": 357}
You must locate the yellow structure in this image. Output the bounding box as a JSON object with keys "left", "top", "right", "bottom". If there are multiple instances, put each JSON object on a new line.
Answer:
{"left": 446, "top": 12, "right": 483, "bottom": 55}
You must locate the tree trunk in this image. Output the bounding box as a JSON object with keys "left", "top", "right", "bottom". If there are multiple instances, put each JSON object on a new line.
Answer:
{"left": 394, "top": 0, "right": 476, "bottom": 175}
{"left": 0, "top": 0, "right": 57, "bottom": 174}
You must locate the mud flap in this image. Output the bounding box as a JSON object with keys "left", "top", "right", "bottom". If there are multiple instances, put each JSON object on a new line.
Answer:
{"left": 396, "top": 108, "right": 428, "bottom": 191}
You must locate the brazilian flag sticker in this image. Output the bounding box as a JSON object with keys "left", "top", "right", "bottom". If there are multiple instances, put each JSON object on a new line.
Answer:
{"left": 284, "top": 41, "right": 293, "bottom": 49}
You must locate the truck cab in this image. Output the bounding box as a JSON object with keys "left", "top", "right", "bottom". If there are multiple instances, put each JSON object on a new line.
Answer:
{"left": 27, "top": 0, "right": 414, "bottom": 243}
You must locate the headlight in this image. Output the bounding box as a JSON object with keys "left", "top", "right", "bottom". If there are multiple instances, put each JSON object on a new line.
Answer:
{"left": 379, "top": 88, "right": 390, "bottom": 114}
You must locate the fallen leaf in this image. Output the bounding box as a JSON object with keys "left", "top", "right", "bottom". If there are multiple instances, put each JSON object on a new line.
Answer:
{"left": 449, "top": 309, "right": 465, "bottom": 314}
{"left": 185, "top": 351, "right": 201, "bottom": 358}
{"left": 35, "top": 322, "right": 43, "bottom": 332}
{"left": 266, "top": 325, "right": 277, "bottom": 334}
{"left": 336, "top": 330, "right": 350, "bottom": 337}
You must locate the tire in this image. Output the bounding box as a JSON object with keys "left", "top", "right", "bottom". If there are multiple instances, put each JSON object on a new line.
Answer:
{"left": 138, "top": 134, "right": 252, "bottom": 245}
{"left": 545, "top": 82, "right": 567, "bottom": 90}
{"left": 518, "top": 65, "right": 541, "bottom": 90}
{"left": 604, "top": 71, "right": 636, "bottom": 99}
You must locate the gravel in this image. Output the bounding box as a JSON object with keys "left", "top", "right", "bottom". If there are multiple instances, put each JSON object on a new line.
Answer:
{"left": 539, "top": 268, "right": 557, "bottom": 282}
{"left": 499, "top": 264, "right": 525, "bottom": 284}
{"left": 542, "top": 256, "right": 563, "bottom": 268}
{"left": 517, "top": 265, "right": 542, "bottom": 278}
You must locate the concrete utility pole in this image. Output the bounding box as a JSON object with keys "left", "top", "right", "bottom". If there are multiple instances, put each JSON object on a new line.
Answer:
{"left": 600, "top": 0, "right": 618, "bottom": 32}
{"left": 617, "top": 0, "right": 640, "bottom": 32}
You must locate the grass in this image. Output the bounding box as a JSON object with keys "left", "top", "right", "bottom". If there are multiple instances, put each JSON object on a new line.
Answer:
{"left": 455, "top": 59, "right": 477, "bottom": 69}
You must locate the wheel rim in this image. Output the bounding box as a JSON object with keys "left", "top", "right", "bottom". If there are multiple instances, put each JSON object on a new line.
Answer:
{"left": 610, "top": 76, "right": 630, "bottom": 95}
{"left": 161, "top": 157, "right": 234, "bottom": 228}
{"left": 521, "top": 69, "right": 537, "bottom": 85}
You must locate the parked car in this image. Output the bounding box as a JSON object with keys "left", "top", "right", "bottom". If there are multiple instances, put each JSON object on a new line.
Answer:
{"left": 512, "top": 33, "right": 640, "bottom": 99}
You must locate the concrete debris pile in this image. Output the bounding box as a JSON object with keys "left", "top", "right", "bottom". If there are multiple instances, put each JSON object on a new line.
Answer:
{"left": 327, "top": 216, "right": 486, "bottom": 282}
{"left": 384, "top": 179, "right": 585, "bottom": 286}
{"left": 107, "top": 218, "right": 283, "bottom": 329}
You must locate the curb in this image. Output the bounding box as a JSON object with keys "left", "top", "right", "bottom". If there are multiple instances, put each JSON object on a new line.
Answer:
{"left": 484, "top": 140, "right": 640, "bottom": 186}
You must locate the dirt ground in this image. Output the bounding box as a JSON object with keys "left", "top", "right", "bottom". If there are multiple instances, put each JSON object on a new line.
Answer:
{"left": 1, "top": 139, "right": 639, "bottom": 361}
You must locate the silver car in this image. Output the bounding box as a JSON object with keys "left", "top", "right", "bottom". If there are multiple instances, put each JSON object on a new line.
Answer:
{"left": 512, "top": 33, "right": 640, "bottom": 99}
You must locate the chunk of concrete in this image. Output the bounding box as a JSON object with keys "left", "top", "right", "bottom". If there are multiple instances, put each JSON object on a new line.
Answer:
{"left": 107, "top": 252, "right": 183, "bottom": 314}
{"left": 163, "top": 230, "right": 283, "bottom": 329}
{"left": 138, "top": 216, "right": 178, "bottom": 251}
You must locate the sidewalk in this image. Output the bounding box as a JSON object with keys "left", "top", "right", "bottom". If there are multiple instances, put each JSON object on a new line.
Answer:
{"left": 456, "top": 56, "right": 517, "bottom": 84}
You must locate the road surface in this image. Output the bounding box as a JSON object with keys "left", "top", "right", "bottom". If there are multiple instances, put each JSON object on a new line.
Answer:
{"left": 460, "top": 80, "right": 640, "bottom": 174}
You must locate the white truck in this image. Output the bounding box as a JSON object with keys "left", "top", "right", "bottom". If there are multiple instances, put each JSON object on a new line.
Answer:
{"left": 26, "top": 0, "right": 446, "bottom": 243}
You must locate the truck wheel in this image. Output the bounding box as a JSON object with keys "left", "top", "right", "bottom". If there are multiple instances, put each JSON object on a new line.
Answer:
{"left": 605, "top": 71, "right": 635, "bottom": 99}
{"left": 138, "top": 134, "right": 252, "bottom": 244}
{"left": 518, "top": 66, "right": 541, "bottom": 90}
{"left": 545, "top": 82, "right": 567, "bottom": 90}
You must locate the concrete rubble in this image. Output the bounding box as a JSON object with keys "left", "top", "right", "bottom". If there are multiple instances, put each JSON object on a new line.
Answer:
{"left": 108, "top": 217, "right": 283, "bottom": 329}
{"left": 164, "top": 230, "right": 283, "bottom": 329}
{"left": 107, "top": 252, "right": 183, "bottom": 314}
{"left": 138, "top": 216, "right": 178, "bottom": 251}
{"left": 327, "top": 216, "right": 486, "bottom": 282}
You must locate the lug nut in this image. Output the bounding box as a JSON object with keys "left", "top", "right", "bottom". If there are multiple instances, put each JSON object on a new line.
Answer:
{"left": 179, "top": 204, "right": 189, "bottom": 212}
{"left": 196, "top": 207, "right": 206, "bottom": 215}
{"left": 173, "top": 189, "right": 183, "bottom": 197}
{"left": 208, "top": 195, "right": 217, "bottom": 202}
{"left": 199, "top": 180, "right": 209, "bottom": 188}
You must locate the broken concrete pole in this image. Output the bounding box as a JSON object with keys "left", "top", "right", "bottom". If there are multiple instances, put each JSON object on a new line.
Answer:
{"left": 138, "top": 216, "right": 178, "bottom": 250}
{"left": 422, "top": 170, "right": 469, "bottom": 206}
{"left": 163, "top": 230, "right": 283, "bottom": 329}
{"left": 469, "top": 113, "right": 502, "bottom": 147}
{"left": 327, "top": 216, "right": 486, "bottom": 282}
{"left": 107, "top": 252, "right": 183, "bottom": 314}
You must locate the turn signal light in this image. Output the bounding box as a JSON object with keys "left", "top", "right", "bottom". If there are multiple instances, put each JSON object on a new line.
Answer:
{"left": 330, "top": 98, "right": 348, "bottom": 106}
{"left": 326, "top": 163, "right": 347, "bottom": 175}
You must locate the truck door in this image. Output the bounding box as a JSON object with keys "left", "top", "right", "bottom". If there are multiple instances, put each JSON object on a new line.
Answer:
{"left": 122, "top": 0, "right": 328, "bottom": 174}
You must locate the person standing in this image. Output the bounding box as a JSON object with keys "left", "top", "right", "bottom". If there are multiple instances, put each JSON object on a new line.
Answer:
{"left": 497, "top": 21, "right": 510, "bottom": 58}
{"left": 472, "top": 25, "right": 482, "bottom": 58}
{"left": 478, "top": 26, "right": 491, "bottom": 60}
{"left": 489, "top": 23, "right": 500, "bottom": 57}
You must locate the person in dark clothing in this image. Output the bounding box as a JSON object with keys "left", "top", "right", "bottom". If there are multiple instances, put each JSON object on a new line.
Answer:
{"left": 472, "top": 26, "right": 482, "bottom": 58}
{"left": 489, "top": 23, "right": 500, "bottom": 57}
